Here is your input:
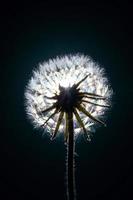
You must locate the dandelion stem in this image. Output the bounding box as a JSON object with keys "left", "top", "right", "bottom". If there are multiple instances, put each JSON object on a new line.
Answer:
{"left": 67, "top": 112, "right": 76, "bottom": 200}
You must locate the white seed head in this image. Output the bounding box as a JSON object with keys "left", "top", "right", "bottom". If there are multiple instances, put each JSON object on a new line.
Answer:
{"left": 24, "top": 54, "right": 113, "bottom": 137}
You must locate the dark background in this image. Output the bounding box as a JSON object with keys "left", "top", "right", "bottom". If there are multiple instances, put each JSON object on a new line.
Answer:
{"left": 1, "top": 1, "right": 133, "bottom": 200}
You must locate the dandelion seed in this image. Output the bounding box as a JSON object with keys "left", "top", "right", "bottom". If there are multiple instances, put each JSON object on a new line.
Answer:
{"left": 24, "top": 54, "right": 113, "bottom": 200}
{"left": 25, "top": 54, "right": 112, "bottom": 137}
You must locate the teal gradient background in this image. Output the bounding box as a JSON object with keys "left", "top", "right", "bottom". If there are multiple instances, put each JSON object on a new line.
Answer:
{"left": 1, "top": 2, "right": 132, "bottom": 200}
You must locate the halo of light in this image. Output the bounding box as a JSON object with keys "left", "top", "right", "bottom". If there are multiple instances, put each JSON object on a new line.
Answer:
{"left": 24, "top": 54, "right": 113, "bottom": 138}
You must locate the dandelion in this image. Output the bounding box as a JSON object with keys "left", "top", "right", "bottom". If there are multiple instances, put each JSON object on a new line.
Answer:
{"left": 25, "top": 54, "right": 113, "bottom": 200}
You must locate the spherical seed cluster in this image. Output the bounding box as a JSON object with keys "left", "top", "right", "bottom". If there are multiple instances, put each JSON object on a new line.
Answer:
{"left": 24, "top": 54, "right": 113, "bottom": 141}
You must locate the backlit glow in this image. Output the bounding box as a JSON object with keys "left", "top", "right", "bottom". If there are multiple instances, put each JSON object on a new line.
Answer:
{"left": 24, "top": 54, "right": 113, "bottom": 139}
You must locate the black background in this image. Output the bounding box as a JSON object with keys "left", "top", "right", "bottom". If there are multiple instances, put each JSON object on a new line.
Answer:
{"left": 1, "top": 1, "right": 133, "bottom": 200}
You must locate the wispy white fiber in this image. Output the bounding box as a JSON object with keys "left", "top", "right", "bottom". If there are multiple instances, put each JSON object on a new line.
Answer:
{"left": 24, "top": 54, "right": 113, "bottom": 137}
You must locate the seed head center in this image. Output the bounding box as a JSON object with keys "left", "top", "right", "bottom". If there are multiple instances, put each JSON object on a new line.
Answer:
{"left": 57, "top": 85, "right": 82, "bottom": 112}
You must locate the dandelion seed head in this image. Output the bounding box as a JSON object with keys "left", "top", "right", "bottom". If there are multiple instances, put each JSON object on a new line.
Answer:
{"left": 25, "top": 54, "right": 113, "bottom": 138}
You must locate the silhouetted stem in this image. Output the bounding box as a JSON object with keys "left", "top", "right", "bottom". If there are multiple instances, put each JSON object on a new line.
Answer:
{"left": 67, "top": 112, "right": 76, "bottom": 200}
